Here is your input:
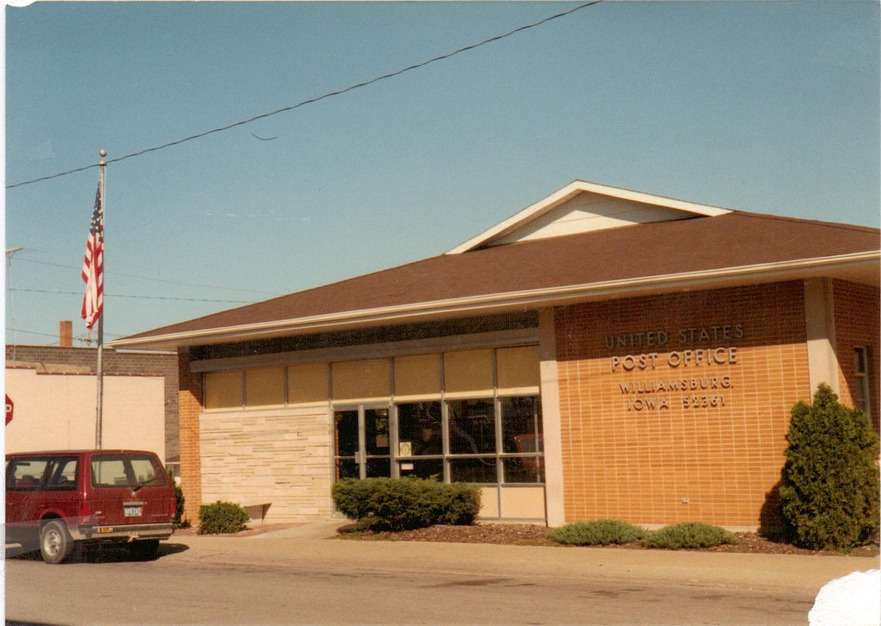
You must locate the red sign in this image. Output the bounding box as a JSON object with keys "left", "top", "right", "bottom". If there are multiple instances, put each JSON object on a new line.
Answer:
{"left": 5, "top": 395, "right": 13, "bottom": 425}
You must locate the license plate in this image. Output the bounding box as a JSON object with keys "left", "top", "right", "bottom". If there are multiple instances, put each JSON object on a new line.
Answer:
{"left": 124, "top": 505, "right": 143, "bottom": 517}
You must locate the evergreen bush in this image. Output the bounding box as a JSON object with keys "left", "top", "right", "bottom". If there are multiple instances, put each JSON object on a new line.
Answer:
{"left": 642, "top": 522, "right": 740, "bottom": 550}
{"left": 198, "top": 501, "right": 250, "bottom": 535}
{"left": 331, "top": 477, "right": 481, "bottom": 531}
{"left": 167, "top": 471, "right": 186, "bottom": 527}
{"left": 549, "top": 519, "right": 646, "bottom": 546}
{"left": 779, "top": 384, "right": 880, "bottom": 550}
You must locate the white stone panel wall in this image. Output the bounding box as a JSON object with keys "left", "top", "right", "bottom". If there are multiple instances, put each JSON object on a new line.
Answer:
{"left": 199, "top": 405, "right": 334, "bottom": 523}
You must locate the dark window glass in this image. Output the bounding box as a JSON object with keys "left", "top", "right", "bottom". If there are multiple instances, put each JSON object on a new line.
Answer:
{"left": 449, "top": 399, "right": 496, "bottom": 454}
{"left": 365, "top": 409, "right": 390, "bottom": 456}
{"left": 449, "top": 457, "right": 497, "bottom": 484}
{"left": 336, "top": 459, "right": 358, "bottom": 480}
{"left": 46, "top": 458, "right": 78, "bottom": 490}
{"left": 501, "top": 396, "right": 543, "bottom": 454}
{"left": 502, "top": 457, "right": 544, "bottom": 484}
{"left": 7, "top": 459, "right": 49, "bottom": 490}
{"left": 398, "top": 459, "right": 444, "bottom": 481}
{"left": 334, "top": 410, "right": 358, "bottom": 457}
{"left": 397, "top": 402, "right": 442, "bottom": 456}
{"left": 366, "top": 458, "right": 390, "bottom": 478}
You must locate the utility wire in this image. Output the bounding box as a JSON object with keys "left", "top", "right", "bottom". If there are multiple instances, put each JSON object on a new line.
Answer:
{"left": 6, "top": 1, "right": 602, "bottom": 190}
{"left": 9, "top": 287, "right": 255, "bottom": 304}
{"left": 15, "top": 257, "right": 280, "bottom": 296}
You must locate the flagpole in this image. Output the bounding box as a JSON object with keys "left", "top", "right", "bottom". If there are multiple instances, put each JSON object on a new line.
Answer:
{"left": 95, "top": 149, "right": 107, "bottom": 449}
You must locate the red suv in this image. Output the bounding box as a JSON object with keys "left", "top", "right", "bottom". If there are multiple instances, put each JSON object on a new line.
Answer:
{"left": 5, "top": 449, "right": 176, "bottom": 563}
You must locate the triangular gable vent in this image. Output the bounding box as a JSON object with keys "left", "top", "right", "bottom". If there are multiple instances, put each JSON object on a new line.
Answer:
{"left": 448, "top": 180, "right": 732, "bottom": 254}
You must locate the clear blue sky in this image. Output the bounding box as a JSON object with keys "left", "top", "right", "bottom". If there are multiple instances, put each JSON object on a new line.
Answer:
{"left": 4, "top": 1, "right": 879, "bottom": 347}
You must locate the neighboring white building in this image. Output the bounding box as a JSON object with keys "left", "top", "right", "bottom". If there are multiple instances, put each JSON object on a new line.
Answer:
{"left": 5, "top": 334, "right": 177, "bottom": 462}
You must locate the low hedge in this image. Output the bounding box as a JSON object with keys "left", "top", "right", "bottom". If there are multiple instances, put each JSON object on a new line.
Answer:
{"left": 332, "top": 477, "right": 481, "bottom": 531}
{"left": 549, "top": 519, "right": 646, "bottom": 546}
{"left": 642, "top": 522, "right": 740, "bottom": 550}
{"left": 198, "top": 501, "right": 250, "bottom": 535}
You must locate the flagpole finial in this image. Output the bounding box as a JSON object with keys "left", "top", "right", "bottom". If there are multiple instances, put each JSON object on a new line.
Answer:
{"left": 98, "top": 149, "right": 107, "bottom": 166}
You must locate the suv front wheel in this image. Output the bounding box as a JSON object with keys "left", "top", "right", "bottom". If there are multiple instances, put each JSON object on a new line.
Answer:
{"left": 40, "top": 520, "right": 73, "bottom": 564}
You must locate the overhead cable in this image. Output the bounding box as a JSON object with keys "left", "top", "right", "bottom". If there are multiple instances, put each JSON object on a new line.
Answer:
{"left": 6, "top": 1, "right": 602, "bottom": 190}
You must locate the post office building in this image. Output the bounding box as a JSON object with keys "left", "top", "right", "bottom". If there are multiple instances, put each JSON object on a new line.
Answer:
{"left": 114, "top": 181, "right": 880, "bottom": 529}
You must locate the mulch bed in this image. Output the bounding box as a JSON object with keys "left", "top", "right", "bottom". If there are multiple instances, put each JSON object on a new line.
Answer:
{"left": 175, "top": 521, "right": 878, "bottom": 557}
{"left": 335, "top": 523, "right": 881, "bottom": 557}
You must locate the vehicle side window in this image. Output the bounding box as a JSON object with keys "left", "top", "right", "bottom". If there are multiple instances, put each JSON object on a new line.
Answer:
{"left": 7, "top": 459, "right": 49, "bottom": 491}
{"left": 46, "top": 458, "right": 79, "bottom": 490}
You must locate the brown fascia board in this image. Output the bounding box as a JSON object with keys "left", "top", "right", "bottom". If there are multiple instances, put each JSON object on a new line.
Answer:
{"left": 115, "top": 211, "right": 879, "bottom": 348}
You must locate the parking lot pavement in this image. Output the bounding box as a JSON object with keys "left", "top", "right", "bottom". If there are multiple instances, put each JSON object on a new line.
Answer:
{"left": 165, "top": 520, "right": 874, "bottom": 596}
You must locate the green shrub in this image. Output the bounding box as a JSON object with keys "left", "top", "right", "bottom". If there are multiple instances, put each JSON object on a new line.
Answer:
{"left": 642, "top": 522, "right": 740, "bottom": 550}
{"left": 167, "top": 472, "right": 185, "bottom": 526}
{"left": 549, "top": 519, "right": 646, "bottom": 546}
{"left": 779, "top": 384, "right": 880, "bottom": 550}
{"left": 331, "top": 477, "right": 481, "bottom": 531}
{"left": 198, "top": 501, "right": 250, "bottom": 535}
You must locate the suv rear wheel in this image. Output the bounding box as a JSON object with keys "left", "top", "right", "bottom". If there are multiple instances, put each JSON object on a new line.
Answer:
{"left": 40, "top": 520, "right": 73, "bottom": 564}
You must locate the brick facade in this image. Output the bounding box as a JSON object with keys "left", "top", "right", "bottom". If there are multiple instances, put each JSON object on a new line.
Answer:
{"left": 177, "top": 349, "right": 203, "bottom": 525}
{"left": 832, "top": 279, "right": 881, "bottom": 431}
{"left": 171, "top": 279, "right": 879, "bottom": 529}
{"left": 554, "top": 282, "right": 812, "bottom": 528}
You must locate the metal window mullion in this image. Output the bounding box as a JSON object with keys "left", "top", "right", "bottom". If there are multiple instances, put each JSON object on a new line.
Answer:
{"left": 440, "top": 354, "right": 451, "bottom": 483}
{"left": 357, "top": 406, "right": 366, "bottom": 479}
{"left": 390, "top": 403, "right": 400, "bottom": 479}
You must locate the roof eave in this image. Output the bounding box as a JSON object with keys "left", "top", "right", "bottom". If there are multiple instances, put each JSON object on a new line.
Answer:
{"left": 109, "top": 251, "right": 879, "bottom": 352}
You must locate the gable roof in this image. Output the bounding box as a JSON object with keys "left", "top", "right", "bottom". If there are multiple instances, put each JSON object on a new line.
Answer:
{"left": 448, "top": 180, "right": 732, "bottom": 253}
{"left": 112, "top": 182, "right": 879, "bottom": 351}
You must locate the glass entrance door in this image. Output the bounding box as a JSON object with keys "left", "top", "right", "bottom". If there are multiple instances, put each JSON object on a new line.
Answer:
{"left": 334, "top": 406, "right": 391, "bottom": 480}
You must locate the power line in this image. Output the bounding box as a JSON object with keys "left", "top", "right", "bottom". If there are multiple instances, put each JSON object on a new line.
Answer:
{"left": 15, "top": 257, "right": 280, "bottom": 296}
{"left": 6, "top": 1, "right": 602, "bottom": 190}
{"left": 6, "top": 326, "right": 127, "bottom": 344}
{"left": 8, "top": 287, "right": 255, "bottom": 304}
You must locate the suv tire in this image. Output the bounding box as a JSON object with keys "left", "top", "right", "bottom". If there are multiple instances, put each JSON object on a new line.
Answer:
{"left": 40, "top": 520, "right": 73, "bottom": 564}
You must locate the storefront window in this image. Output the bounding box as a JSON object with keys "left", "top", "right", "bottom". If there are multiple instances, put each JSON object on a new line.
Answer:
{"left": 321, "top": 347, "right": 543, "bottom": 488}
{"left": 501, "top": 396, "right": 543, "bottom": 483}
{"left": 449, "top": 399, "right": 496, "bottom": 454}
{"left": 398, "top": 459, "right": 444, "bottom": 481}
{"left": 450, "top": 457, "right": 497, "bottom": 484}
{"left": 397, "top": 402, "right": 443, "bottom": 456}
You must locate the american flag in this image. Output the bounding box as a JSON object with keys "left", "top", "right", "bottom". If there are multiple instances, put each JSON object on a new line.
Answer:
{"left": 81, "top": 185, "right": 104, "bottom": 330}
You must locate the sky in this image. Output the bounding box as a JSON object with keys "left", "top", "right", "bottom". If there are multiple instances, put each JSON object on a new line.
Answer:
{"left": 4, "top": 1, "right": 879, "bottom": 348}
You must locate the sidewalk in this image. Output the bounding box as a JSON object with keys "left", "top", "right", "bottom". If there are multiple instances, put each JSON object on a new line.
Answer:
{"left": 166, "top": 520, "right": 877, "bottom": 597}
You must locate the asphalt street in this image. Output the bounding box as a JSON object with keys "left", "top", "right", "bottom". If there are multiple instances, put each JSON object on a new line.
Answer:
{"left": 5, "top": 520, "right": 875, "bottom": 625}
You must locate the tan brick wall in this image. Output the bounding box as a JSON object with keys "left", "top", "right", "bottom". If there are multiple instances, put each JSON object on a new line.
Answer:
{"left": 554, "top": 282, "right": 811, "bottom": 528}
{"left": 200, "top": 406, "right": 334, "bottom": 522}
{"left": 833, "top": 280, "right": 881, "bottom": 431}
{"left": 178, "top": 349, "right": 203, "bottom": 525}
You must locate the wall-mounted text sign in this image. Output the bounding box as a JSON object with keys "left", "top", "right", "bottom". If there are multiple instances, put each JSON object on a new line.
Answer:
{"left": 605, "top": 324, "right": 743, "bottom": 412}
